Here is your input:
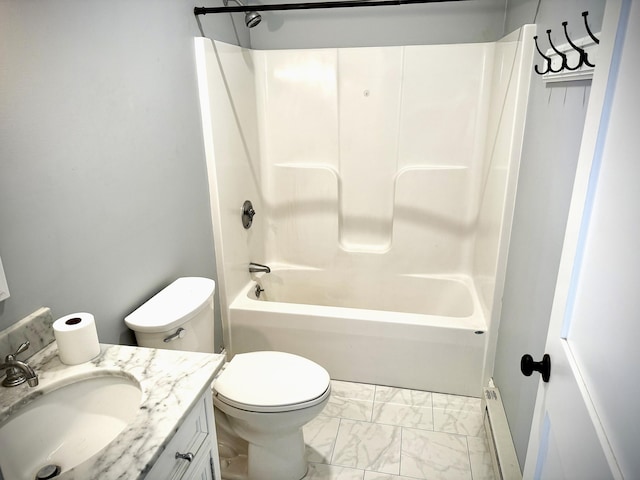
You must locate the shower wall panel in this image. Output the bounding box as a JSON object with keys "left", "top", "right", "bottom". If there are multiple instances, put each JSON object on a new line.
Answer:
{"left": 195, "top": 39, "right": 263, "bottom": 353}
{"left": 268, "top": 164, "right": 339, "bottom": 266}
{"left": 337, "top": 47, "right": 402, "bottom": 252}
{"left": 397, "top": 44, "right": 492, "bottom": 169}
{"left": 471, "top": 27, "right": 534, "bottom": 388}
{"left": 393, "top": 167, "right": 476, "bottom": 272}
{"left": 257, "top": 43, "right": 495, "bottom": 274}
{"left": 254, "top": 49, "right": 339, "bottom": 166}
{"left": 473, "top": 28, "right": 534, "bottom": 321}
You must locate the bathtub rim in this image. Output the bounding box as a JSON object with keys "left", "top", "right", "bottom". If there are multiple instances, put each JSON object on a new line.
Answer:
{"left": 231, "top": 270, "right": 487, "bottom": 332}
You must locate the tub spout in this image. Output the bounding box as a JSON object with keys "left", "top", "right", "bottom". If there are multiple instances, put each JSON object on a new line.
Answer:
{"left": 249, "top": 262, "right": 271, "bottom": 273}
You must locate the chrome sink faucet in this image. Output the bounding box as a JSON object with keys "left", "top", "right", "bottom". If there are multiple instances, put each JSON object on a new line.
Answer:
{"left": 0, "top": 341, "right": 38, "bottom": 387}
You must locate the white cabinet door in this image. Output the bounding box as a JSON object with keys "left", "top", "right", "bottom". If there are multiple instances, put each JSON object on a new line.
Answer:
{"left": 184, "top": 451, "right": 216, "bottom": 480}
{"left": 523, "top": 1, "right": 640, "bottom": 479}
{"left": 147, "top": 389, "right": 220, "bottom": 480}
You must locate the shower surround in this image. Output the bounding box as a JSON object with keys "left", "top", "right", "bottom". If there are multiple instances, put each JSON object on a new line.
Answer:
{"left": 196, "top": 27, "right": 534, "bottom": 396}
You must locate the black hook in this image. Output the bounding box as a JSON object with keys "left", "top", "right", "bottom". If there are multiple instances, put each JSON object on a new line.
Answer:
{"left": 546, "top": 29, "right": 568, "bottom": 73}
{"left": 533, "top": 35, "right": 552, "bottom": 75}
{"left": 561, "top": 21, "right": 594, "bottom": 70}
{"left": 582, "top": 11, "right": 600, "bottom": 45}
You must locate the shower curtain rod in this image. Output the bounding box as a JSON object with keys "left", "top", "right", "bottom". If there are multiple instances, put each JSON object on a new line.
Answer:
{"left": 194, "top": 0, "right": 465, "bottom": 15}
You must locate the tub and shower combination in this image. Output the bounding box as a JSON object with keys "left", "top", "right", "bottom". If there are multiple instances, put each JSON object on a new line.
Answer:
{"left": 195, "top": 27, "right": 534, "bottom": 398}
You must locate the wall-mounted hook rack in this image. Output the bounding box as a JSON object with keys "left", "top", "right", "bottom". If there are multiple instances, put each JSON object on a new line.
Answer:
{"left": 533, "top": 10, "right": 600, "bottom": 83}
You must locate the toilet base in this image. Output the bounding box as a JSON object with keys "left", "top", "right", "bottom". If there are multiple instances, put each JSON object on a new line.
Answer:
{"left": 219, "top": 454, "right": 249, "bottom": 480}
{"left": 216, "top": 415, "right": 249, "bottom": 480}
{"left": 217, "top": 436, "right": 249, "bottom": 480}
{"left": 215, "top": 407, "right": 310, "bottom": 480}
{"left": 247, "top": 429, "right": 308, "bottom": 480}
{"left": 217, "top": 434, "right": 309, "bottom": 480}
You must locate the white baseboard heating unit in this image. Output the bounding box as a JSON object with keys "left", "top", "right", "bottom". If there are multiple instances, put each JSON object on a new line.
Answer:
{"left": 482, "top": 386, "right": 522, "bottom": 480}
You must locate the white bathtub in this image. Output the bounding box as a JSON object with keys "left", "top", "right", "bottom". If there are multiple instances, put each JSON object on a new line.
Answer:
{"left": 228, "top": 269, "right": 487, "bottom": 397}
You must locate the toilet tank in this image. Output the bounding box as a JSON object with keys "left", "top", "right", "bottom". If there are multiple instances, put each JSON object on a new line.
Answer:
{"left": 124, "top": 277, "right": 215, "bottom": 354}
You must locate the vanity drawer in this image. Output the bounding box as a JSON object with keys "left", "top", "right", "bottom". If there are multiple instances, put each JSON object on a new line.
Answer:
{"left": 147, "top": 390, "right": 215, "bottom": 480}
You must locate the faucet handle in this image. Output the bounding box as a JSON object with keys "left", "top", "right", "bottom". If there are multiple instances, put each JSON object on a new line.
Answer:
{"left": 6, "top": 340, "right": 30, "bottom": 361}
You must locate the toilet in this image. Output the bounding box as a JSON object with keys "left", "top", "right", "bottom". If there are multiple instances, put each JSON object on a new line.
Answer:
{"left": 124, "top": 277, "right": 331, "bottom": 480}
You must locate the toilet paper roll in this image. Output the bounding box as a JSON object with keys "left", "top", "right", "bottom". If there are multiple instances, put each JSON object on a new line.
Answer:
{"left": 53, "top": 313, "right": 101, "bottom": 365}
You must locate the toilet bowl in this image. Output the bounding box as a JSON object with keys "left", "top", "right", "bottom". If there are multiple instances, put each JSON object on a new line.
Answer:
{"left": 214, "top": 351, "right": 330, "bottom": 480}
{"left": 124, "top": 277, "right": 331, "bottom": 480}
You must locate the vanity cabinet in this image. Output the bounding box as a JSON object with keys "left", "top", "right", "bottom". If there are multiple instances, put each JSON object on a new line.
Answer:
{"left": 147, "top": 389, "right": 221, "bottom": 480}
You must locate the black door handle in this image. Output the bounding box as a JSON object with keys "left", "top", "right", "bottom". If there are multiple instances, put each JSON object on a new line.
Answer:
{"left": 521, "top": 354, "right": 551, "bottom": 382}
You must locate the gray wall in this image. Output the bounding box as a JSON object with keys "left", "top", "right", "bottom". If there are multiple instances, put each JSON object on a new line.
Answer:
{"left": 493, "top": 0, "right": 605, "bottom": 469}
{"left": 247, "top": 0, "right": 507, "bottom": 49}
{"left": 0, "top": 0, "right": 241, "bottom": 348}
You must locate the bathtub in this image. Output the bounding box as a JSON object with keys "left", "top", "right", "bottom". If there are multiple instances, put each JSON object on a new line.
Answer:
{"left": 228, "top": 268, "right": 487, "bottom": 397}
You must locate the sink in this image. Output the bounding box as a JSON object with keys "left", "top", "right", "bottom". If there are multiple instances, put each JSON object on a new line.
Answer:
{"left": 0, "top": 374, "right": 142, "bottom": 480}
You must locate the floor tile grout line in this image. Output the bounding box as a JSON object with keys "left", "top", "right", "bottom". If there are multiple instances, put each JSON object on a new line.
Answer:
{"left": 399, "top": 423, "right": 404, "bottom": 478}
{"left": 464, "top": 435, "right": 474, "bottom": 480}
{"left": 328, "top": 416, "right": 344, "bottom": 466}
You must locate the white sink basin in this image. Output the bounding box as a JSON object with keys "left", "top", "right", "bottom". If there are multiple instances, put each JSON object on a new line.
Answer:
{"left": 0, "top": 374, "right": 142, "bottom": 480}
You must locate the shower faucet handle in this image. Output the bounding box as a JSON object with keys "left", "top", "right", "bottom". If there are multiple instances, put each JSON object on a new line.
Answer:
{"left": 242, "top": 200, "right": 256, "bottom": 229}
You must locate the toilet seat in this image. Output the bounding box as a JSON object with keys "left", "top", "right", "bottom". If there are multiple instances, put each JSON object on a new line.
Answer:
{"left": 213, "top": 351, "right": 331, "bottom": 413}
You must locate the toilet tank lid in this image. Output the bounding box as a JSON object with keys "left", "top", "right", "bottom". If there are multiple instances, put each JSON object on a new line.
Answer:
{"left": 124, "top": 277, "right": 215, "bottom": 333}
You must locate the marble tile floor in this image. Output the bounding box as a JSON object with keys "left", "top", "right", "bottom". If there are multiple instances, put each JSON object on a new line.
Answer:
{"left": 302, "top": 380, "right": 496, "bottom": 480}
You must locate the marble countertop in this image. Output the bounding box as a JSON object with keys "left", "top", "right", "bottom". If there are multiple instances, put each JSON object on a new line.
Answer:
{"left": 0, "top": 342, "right": 225, "bottom": 479}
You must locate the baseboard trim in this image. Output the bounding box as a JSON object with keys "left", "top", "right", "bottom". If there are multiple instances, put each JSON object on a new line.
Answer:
{"left": 482, "top": 386, "right": 522, "bottom": 480}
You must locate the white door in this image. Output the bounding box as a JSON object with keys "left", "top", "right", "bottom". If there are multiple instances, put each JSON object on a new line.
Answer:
{"left": 523, "top": 1, "right": 640, "bottom": 479}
